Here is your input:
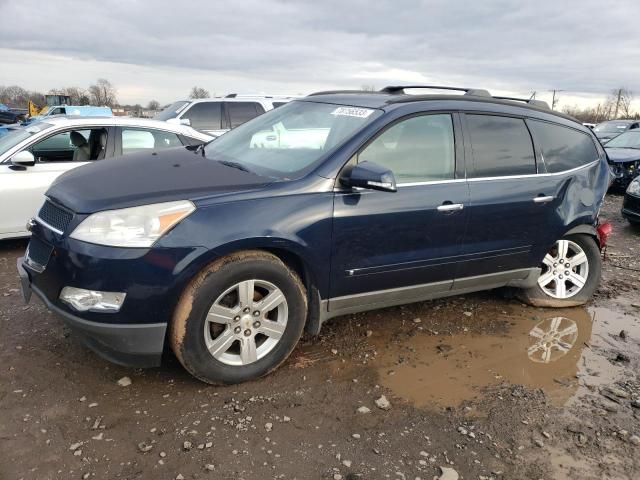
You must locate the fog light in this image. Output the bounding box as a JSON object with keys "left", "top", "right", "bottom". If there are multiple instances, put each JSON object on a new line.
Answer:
{"left": 59, "top": 287, "right": 126, "bottom": 312}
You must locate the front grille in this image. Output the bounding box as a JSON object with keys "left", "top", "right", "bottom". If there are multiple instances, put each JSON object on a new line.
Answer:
{"left": 37, "top": 200, "right": 73, "bottom": 233}
{"left": 26, "top": 236, "right": 53, "bottom": 270}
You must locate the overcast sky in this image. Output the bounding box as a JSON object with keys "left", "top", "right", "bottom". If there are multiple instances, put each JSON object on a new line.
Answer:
{"left": 1, "top": 0, "right": 639, "bottom": 109}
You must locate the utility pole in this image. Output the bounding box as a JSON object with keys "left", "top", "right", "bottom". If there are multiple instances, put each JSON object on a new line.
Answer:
{"left": 613, "top": 88, "right": 622, "bottom": 119}
{"left": 548, "top": 89, "right": 564, "bottom": 110}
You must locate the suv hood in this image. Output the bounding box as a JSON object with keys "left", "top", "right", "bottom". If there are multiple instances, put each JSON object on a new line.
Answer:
{"left": 605, "top": 147, "right": 640, "bottom": 163}
{"left": 46, "top": 146, "right": 271, "bottom": 213}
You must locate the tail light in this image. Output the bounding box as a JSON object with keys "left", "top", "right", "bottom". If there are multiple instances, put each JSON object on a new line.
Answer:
{"left": 596, "top": 222, "right": 612, "bottom": 248}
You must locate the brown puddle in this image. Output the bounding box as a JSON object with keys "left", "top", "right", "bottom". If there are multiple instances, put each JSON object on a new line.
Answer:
{"left": 321, "top": 298, "right": 640, "bottom": 409}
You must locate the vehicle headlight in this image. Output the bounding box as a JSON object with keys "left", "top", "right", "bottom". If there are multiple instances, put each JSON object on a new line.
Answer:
{"left": 627, "top": 178, "right": 640, "bottom": 196}
{"left": 70, "top": 200, "right": 195, "bottom": 247}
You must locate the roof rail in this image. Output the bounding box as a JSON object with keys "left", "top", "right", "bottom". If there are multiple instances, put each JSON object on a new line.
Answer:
{"left": 307, "top": 89, "right": 383, "bottom": 97}
{"left": 225, "top": 93, "right": 299, "bottom": 99}
{"left": 380, "top": 85, "right": 492, "bottom": 97}
{"left": 492, "top": 96, "right": 550, "bottom": 110}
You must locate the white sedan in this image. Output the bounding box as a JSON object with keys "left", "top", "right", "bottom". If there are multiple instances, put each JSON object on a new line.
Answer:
{"left": 0, "top": 116, "right": 212, "bottom": 239}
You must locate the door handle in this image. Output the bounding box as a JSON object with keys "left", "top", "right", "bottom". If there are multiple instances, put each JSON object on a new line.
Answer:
{"left": 533, "top": 195, "right": 555, "bottom": 204}
{"left": 437, "top": 203, "right": 464, "bottom": 212}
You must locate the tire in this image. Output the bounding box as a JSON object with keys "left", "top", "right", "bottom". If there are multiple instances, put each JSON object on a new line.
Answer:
{"left": 519, "top": 234, "right": 601, "bottom": 308}
{"left": 170, "top": 250, "right": 307, "bottom": 385}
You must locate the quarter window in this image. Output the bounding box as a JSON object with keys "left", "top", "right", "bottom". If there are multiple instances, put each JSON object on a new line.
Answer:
{"left": 358, "top": 114, "right": 455, "bottom": 183}
{"left": 467, "top": 115, "right": 535, "bottom": 177}
{"left": 528, "top": 120, "right": 599, "bottom": 173}
{"left": 182, "top": 102, "right": 222, "bottom": 131}
{"left": 121, "top": 129, "right": 182, "bottom": 155}
{"left": 227, "top": 102, "right": 265, "bottom": 128}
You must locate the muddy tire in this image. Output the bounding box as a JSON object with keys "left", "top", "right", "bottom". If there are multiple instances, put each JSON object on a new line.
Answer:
{"left": 170, "top": 250, "right": 307, "bottom": 385}
{"left": 519, "top": 234, "right": 601, "bottom": 308}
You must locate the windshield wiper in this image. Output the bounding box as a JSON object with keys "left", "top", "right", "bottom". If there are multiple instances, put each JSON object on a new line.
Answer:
{"left": 195, "top": 143, "right": 206, "bottom": 156}
{"left": 216, "top": 159, "right": 252, "bottom": 173}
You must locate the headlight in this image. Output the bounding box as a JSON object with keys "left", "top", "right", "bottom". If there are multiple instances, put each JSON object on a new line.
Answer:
{"left": 70, "top": 200, "right": 195, "bottom": 247}
{"left": 627, "top": 178, "right": 640, "bottom": 196}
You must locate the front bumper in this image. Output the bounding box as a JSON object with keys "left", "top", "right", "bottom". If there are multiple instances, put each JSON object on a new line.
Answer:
{"left": 18, "top": 257, "right": 167, "bottom": 367}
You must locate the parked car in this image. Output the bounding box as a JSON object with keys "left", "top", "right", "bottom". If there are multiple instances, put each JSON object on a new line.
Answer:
{"left": 622, "top": 176, "right": 640, "bottom": 225}
{"left": 25, "top": 105, "right": 113, "bottom": 124}
{"left": 0, "top": 106, "right": 28, "bottom": 125}
{"left": 18, "top": 86, "right": 611, "bottom": 384}
{"left": 603, "top": 130, "right": 640, "bottom": 189}
{"left": 0, "top": 116, "right": 212, "bottom": 239}
{"left": 593, "top": 119, "right": 640, "bottom": 143}
{"left": 155, "top": 94, "right": 297, "bottom": 137}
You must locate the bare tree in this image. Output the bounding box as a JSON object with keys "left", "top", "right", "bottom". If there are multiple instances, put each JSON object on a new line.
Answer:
{"left": 147, "top": 99, "right": 161, "bottom": 110}
{"left": 189, "top": 86, "right": 210, "bottom": 99}
{"left": 88, "top": 79, "right": 117, "bottom": 107}
{"left": 606, "top": 88, "right": 634, "bottom": 119}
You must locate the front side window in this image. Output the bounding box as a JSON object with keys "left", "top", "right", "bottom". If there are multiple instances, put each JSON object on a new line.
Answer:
{"left": 227, "top": 102, "right": 265, "bottom": 128}
{"left": 204, "top": 100, "right": 383, "bottom": 179}
{"left": 181, "top": 102, "right": 222, "bottom": 130}
{"left": 528, "top": 120, "right": 599, "bottom": 173}
{"left": 121, "top": 128, "right": 182, "bottom": 155}
{"left": 358, "top": 114, "right": 455, "bottom": 183}
{"left": 467, "top": 115, "right": 535, "bottom": 177}
{"left": 30, "top": 128, "right": 108, "bottom": 162}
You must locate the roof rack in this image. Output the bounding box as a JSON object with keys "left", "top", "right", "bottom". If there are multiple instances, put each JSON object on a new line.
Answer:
{"left": 380, "top": 85, "right": 492, "bottom": 97}
{"left": 492, "top": 96, "right": 550, "bottom": 110}
{"left": 307, "top": 90, "right": 383, "bottom": 97}
{"left": 224, "top": 93, "right": 298, "bottom": 99}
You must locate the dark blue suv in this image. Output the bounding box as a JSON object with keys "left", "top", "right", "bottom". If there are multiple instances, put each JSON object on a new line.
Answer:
{"left": 18, "top": 86, "right": 611, "bottom": 384}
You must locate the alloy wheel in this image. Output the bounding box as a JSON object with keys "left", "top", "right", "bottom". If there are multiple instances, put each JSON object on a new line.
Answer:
{"left": 537, "top": 239, "right": 589, "bottom": 299}
{"left": 204, "top": 279, "right": 288, "bottom": 366}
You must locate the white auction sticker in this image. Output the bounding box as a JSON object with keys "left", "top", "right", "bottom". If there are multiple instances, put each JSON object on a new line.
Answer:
{"left": 331, "top": 106, "right": 375, "bottom": 118}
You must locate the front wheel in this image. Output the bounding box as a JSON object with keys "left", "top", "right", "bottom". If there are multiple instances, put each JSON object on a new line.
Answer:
{"left": 520, "top": 234, "right": 601, "bottom": 307}
{"left": 170, "top": 251, "right": 307, "bottom": 385}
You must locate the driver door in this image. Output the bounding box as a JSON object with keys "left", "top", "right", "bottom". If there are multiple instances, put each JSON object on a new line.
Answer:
{"left": 329, "top": 113, "right": 469, "bottom": 312}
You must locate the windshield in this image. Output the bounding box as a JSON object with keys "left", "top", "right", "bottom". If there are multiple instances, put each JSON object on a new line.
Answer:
{"left": 594, "top": 121, "right": 631, "bottom": 133}
{"left": 154, "top": 101, "right": 190, "bottom": 121}
{"left": 0, "top": 122, "right": 52, "bottom": 158}
{"left": 204, "top": 100, "right": 382, "bottom": 179}
{"left": 604, "top": 130, "right": 640, "bottom": 149}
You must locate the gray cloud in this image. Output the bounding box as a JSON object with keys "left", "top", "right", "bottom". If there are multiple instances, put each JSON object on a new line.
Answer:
{"left": 1, "top": 0, "right": 639, "bottom": 102}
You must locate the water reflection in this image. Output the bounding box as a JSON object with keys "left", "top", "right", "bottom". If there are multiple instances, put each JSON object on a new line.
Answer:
{"left": 367, "top": 307, "right": 595, "bottom": 408}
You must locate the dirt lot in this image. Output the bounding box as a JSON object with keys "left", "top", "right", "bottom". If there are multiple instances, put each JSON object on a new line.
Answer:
{"left": 1, "top": 194, "right": 639, "bottom": 480}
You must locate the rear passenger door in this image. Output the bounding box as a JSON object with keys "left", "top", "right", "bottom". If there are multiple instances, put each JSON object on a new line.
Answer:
{"left": 458, "top": 114, "right": 558, "bottom": 281}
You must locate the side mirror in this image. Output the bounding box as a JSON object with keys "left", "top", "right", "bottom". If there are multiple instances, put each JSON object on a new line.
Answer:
{"left": 11, "top": 150, "right": 36, "bottom": 167}
{"left": 166, "top": 118, "right": 191, "bottom": 126}
{"left": 341, "top": 161, "right": 397, "bottom": 192}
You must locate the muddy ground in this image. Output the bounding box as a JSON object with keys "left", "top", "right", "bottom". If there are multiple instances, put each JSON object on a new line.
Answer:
{"left": 0, "top": 194, "right": 638, "bottom": 480}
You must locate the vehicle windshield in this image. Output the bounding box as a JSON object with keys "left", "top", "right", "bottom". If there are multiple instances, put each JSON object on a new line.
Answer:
{"left": 0, "top": 122, "right": 52, "bottom": 158}
{"left": 594, "top": 121, "right": 631, "bottom": 133}
{"left": 604, "top": 130, "right": 640, "bottom": 149}
{"left": 154, "top": 101, "right": 190, "bottom": 121}
{"left": 204, "top": 100, "right": 382, "bottom": 179}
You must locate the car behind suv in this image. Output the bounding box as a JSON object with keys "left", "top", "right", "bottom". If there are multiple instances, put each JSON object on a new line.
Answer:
{"left": 18, "top": 86, "right": 611, "bottom": 384}
{"left": 155, "top": 94, "right": 297, "bottom": 137}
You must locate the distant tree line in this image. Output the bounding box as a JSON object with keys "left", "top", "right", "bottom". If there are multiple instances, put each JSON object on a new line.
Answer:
{"left": 561, "top": 87, "right": 638, "bottom": 123}
{"left": 0, "top": 78, "right": 119, "bottom": 109}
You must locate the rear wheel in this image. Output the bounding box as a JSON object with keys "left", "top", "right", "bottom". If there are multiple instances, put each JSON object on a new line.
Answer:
{"left": 170, "top": 251, "right": 307, "bottom": 384}
{"left": 520, "top": 234, "right": 601, "bottom": 307}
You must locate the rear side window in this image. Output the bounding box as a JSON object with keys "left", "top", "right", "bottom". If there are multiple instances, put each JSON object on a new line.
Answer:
{"left": 121, "top": 128, "right": 182, "bottom": 155}
{"left": 467, "top": 115, "right": 535, "bottom": 177}
{"left": 528, "top": 120, "right": 599, "bottom": 173}
{"left": 227, "top": 102, "right": 265, "bottom": 128}
{"left": 182, "top": 102, "right": 222, "bottom": 131}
